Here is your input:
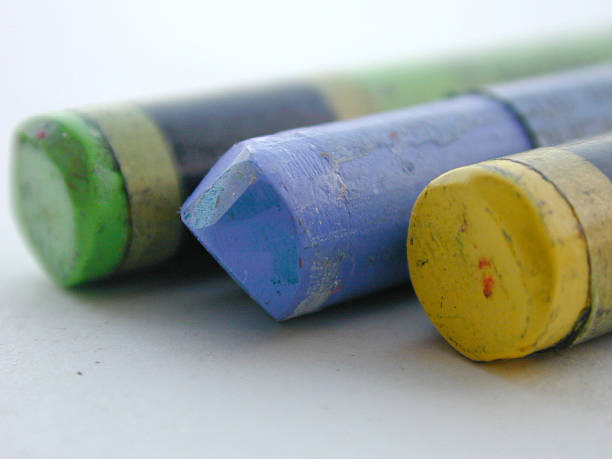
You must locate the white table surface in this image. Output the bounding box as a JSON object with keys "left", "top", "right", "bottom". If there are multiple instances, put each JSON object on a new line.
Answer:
{"left": 2, "top": 1, "right": 612, "bottom": 457}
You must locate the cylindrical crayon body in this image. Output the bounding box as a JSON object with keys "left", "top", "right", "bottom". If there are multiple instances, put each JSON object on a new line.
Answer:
{"left": 182, "top": 65, "right": 612, "bottom": 320}
{"left": 408, "top": 134, "right": 612, "bottom": 361}
{"left": 12, "top": 33, "right": 612, "bottom": 286}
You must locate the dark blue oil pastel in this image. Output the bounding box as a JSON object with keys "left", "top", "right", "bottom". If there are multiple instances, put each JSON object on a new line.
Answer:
{"left": 182, "top": 64, "right": 612, "bottom": 320}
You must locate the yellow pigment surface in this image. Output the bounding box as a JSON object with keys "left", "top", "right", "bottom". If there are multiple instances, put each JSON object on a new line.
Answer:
{"left": 408, "top": 159, "right": 590, "bottom": 361}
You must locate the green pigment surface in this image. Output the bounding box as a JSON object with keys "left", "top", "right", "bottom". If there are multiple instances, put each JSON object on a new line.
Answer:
{"left": 351, "top": 32, "right": 612, "bottom": 111}
{"left": 13, "top": 112, "right": 130, "bottom": 285}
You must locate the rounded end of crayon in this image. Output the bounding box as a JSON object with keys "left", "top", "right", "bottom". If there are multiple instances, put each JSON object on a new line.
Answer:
{"left": 408, "top": 159, "right": 590, "bottom": 361}
{"left": 12, "top": 112, "right": 130, "bottom": 286}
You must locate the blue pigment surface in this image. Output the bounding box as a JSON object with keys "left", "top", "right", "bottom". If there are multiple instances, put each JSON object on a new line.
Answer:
{"left": 182, "top": 64, "right": 612, "bottom": 320}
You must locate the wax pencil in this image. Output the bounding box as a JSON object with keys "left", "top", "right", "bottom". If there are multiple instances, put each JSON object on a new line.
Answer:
{"left": 408, "top": 133, "right": 612, "bottom": 361}
{"left": 182, "top": 65, "right": 612, "bottom": 320}
{"left": 13, "top": 32, "right": 612, "bottom": 286}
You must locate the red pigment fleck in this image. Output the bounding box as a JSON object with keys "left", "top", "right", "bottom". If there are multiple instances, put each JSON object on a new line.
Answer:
{"left": 478, "top": 256, "right": 491, "bottom": 269}
{"left": 329, "top": 284, "right": 343, "bottom": 296}
{"left": 482, "top": 275, "right": 495, "bottom": 298}
{"left": 321, "top": 152, "right": 330, "bottom": 158}
{"left": 390, "top": 132, "right": 398, "bottom": 139}
{"left": 36, "top": 130, "right": 47, "bottom": 139}
{"left": 298, "top": 258, "right": 303, "bottom": 268}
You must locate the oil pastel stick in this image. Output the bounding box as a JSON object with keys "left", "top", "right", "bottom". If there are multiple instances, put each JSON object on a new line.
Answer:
{"left": 12, "top": 32, "right": 612, "bottom": 286}
{"left": 408, "top": 133, "right": 612, "bottom": 361}
{"left": 182, "top": 64, "right": 612, "bottom": 320}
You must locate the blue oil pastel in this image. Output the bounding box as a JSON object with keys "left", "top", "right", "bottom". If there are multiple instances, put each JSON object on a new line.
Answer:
{"left": 182, "top": 64, "right": 612, "bottom": 320}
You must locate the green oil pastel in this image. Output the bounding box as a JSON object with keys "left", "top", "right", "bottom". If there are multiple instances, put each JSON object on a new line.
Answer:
{"left": 13, "top": 113, "right": 130, "bottom": 285}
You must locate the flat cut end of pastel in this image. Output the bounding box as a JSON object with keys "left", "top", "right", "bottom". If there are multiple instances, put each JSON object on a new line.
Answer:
{"left": 181, "top": 156, "right": 302, "bottom": 320}
{"left": 12, "top": 112, "right": 130, "bottom": 286}
{"left": 408, "top": 160, "right": 590, "bottom": 361}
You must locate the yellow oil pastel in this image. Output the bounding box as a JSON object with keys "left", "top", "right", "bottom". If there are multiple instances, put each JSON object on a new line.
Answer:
{"left": 408, "top": 135, "right": 612, "bottom": 361}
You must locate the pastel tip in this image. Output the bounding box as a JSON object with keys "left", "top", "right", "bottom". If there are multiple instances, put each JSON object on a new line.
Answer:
{"left": 181, "top": 157, "right": 303, "bottom": 320}
{"left": 182, "top": 159, "right": 258, "bottom": 229}
{"left": 12, "top": 112, "right": 129, "bottom": 286}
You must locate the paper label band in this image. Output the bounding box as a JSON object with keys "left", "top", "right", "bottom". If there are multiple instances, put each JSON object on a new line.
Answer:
{"left": 509, "top": 146, "right": 612, "bottom": 344}
{"left": 81, "top": 104, "right": 183, "bottom": 271}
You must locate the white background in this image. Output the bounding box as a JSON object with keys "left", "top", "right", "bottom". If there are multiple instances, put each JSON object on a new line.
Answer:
{"left": 2, "top": 1, "right": 612, "bottom": 457}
